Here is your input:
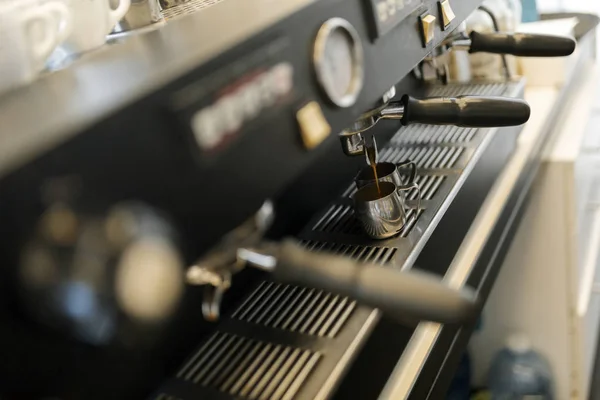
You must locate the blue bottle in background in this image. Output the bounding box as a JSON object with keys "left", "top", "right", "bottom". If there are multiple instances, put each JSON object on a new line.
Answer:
{"left": 488, "top": 334, "right": 554, "bottom": 400}
{"left": 521, "top": 0, "right": 539, "bottom": 23}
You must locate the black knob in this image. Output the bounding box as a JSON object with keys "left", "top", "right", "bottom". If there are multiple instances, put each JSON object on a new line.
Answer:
{"left": 469, "top": 31, "right": 576, "bottom": 57}
{"left": 18, "top": 202, "right": 184, "bottom": 345}
{"left": 400, "top": 95, "right": 531, "bottom": 127}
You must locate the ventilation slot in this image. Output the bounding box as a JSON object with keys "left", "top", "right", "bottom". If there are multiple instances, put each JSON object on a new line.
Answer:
{"left": 343, "top": 174, "right": 446, "bottom": 201}
{"left": 400, "top": 209, "right": 424, "bottom": 237}
{"left": 379, "top": 146, "right": 463, "bottom": 170}
{"left": 415, "top": 175, "right": 446, "bottom": 200}
{"left": 391, "top": 124, "right": 477, "bottom": 145}
{"left": 162, "top": 0, "right": 222, "bottom": 19}
{"left": 428, "top": 82, "right": 507, "bottom": 97}
{"left": 313, "top": 204, "right": 423, "bottom": 237}
{"left": 231, "top": 282, "right": 356, "bottom": 338}
{"left": 177, "top": 332, "right": 320, "bottom": 400}
{"left": 312, "top": 204, "right": 362, "bottom": 235}
{"left": 301, "top": 240, "right": 398, "bottom": 263}
{"left": 231, "top": 242, "right": 396, "bottom": 337}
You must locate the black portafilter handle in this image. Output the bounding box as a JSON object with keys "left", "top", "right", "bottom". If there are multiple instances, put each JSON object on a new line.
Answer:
{"left": 269, "top": 240, "right": 477, "bottom": 324}
{"left": 469, "top": 31, "right": 576, "bottom": 57}
{"left": 400, "top": 94, "right": 531, "bottom": 128}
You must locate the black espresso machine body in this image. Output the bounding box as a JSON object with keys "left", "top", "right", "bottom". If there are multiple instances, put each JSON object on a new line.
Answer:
{"left": 0, "top": 0, "right": 520, "bottom": 398}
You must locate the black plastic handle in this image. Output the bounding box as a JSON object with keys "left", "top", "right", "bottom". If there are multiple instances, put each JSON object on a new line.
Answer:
{"left": 469, "top": 31, "right": 576, "bottom": 57}
{"left": 272, "top": 240, "right": 477, "bottom": 324}
{"left": 400, "top": 95, "right": 530, "bottom": 127}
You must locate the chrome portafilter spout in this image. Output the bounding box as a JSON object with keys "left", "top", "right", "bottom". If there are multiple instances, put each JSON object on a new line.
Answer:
{"left": 340, "top": 87, "right": 395, "bottom": 157}
{"left": 340, "top": 94, "right": 531, "bottom": 156}
{"left": 186, "top": 200, "right": 274, "bottom": 320}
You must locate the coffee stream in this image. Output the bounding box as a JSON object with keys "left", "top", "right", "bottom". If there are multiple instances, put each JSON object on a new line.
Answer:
{"left": 366, "top": 145, "right": 381, "bottom": 196}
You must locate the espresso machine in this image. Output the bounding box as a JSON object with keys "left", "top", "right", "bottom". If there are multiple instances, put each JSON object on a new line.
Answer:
{"left": 0, "top": 0, "right": 576, "bottom": 399}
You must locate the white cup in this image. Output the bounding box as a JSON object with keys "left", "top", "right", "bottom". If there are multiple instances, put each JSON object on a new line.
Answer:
{"left": 0, "top": 0, "right": 72, "bottom": 95}
{"left": 63, "top": 0, "right": 131, "bottom": 53}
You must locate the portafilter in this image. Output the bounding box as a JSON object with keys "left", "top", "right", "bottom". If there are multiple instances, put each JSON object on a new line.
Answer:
{"left": 187, "top": 202, "right": 478, "bottom": 324}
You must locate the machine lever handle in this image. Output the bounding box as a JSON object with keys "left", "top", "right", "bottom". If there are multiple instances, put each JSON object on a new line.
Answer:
{"left": 469, "top": 31, "right": 576, "bottom": 57}
{"left": 246, "top": 240, "right": 478, "bottom": 324}
{"left": 400, "top": 94, "right": 530, "bottom": 127}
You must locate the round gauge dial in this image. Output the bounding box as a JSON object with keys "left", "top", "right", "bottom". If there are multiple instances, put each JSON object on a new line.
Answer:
{"left": 313, "top": 18, "right": 364, "bottom": 108}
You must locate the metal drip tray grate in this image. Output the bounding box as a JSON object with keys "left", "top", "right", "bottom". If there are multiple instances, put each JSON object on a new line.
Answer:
{"left": 177, "top": 332, "right": 320, "bottom": 400}
{"left": 231, "top": 242, "right": 396, "bottom": 338}
{"left": 428, "top": 81, "right": 507, "bottom": 97}
{"left": 311, "top": 204, "right": 360, "bottom": 235}
{"left": 232, "top": 282, "right": 356, "bottom": 338}
{"left": 300, "top": 240, "right": 397, "bottom": 263}
{"left": 162, "top": 0, "right": 224, "bottom": 20}
{"left": 312, "top": 204, "right": 423, "bottom": 237}
{"left": 342, "top": 174, "right": 446, "bottom": 201}
{"left": 391, "top": 125, "right": 477, "bottom": 145}
{"left": 378, "top": 145, "right": 464, "bottom": 169}
{"left": 415, "top": 175, "right": 446, "bottom": 200}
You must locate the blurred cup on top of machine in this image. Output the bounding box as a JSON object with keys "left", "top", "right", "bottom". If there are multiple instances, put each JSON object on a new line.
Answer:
{"left": 58, "top": 0, "right": 131, "bottom": 55}
{"left": 0, "top": 0, "right": 72, "bottom": 95}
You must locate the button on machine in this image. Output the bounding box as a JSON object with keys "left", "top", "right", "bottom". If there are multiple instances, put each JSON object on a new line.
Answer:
{"left": 438, "top": 0, "right": 455, "bottom": 29}
{"left": 419, "top": 14, "right": 437, "bottom": 46}
{"left": 296, "top": 101, "right": 331, "bottom": 149}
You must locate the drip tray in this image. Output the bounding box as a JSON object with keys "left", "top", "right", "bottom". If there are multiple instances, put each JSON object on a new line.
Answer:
{"left": 153, "top": 79, "right": 525, "bottom": 400}
{"left": 162, "top": 0, "right": 224, "bottom": 20}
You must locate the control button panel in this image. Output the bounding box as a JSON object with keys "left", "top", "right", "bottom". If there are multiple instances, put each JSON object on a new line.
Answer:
{"left": 296, "top": 101, "right": 331, "bottom": 149}
{"left": 438, "top": 0, "right": 455, "bottom": 29}
{"left": 419, "top": 14, "right": 436, "bottom": 46}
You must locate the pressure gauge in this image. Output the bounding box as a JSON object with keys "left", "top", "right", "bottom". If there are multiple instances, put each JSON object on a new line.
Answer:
{"left": 313, "top": 18, "right": 364, "bottom": 108}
